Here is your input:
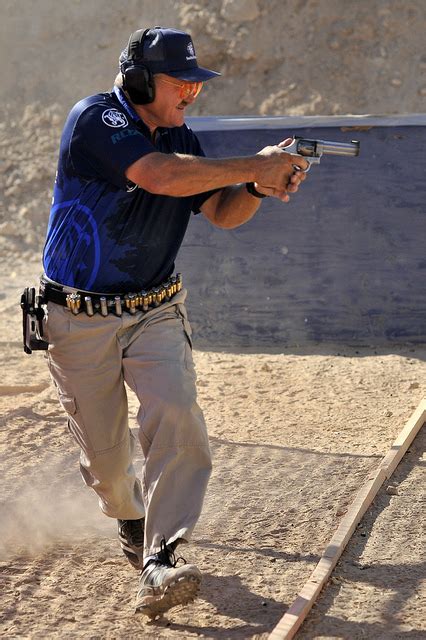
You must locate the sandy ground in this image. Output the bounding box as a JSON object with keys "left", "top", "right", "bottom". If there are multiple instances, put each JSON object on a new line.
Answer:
{"left": 0, "top": 261, "right": 424, "bottom": 639}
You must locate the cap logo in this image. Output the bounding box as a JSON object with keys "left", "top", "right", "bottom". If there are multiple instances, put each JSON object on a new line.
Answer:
{"left": 102, "top": 109, "right": 128, "bottom": 128}
{"left": 186, "top": 42, "right": 196, "bottom": 61}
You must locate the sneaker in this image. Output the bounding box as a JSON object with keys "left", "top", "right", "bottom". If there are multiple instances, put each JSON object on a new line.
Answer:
{"left": 135, "top": 538, "right": 201, "bottom": 619}
{"left": 117, "top": 518, "right": 145, "bottom": 570}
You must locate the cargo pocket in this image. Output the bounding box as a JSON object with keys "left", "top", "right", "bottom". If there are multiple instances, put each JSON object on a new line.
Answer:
{"left": 176, "top": 303, "right": 193, "bottom": 349}
{"left": 176, "top": 304, "right": 195, "bottom": 372}
{"left": 58, "top": 392, "right": 93, "bottom": 456}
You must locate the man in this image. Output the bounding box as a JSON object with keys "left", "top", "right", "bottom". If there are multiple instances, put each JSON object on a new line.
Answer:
{"left": 41, "top": 27, "right": 307, "bottom": 619}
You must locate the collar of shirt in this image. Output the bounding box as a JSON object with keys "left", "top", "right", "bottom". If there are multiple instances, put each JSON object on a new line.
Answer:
{"left": 112, "top": 85, "right": 168, "bottom": 144}
{"left": 112, "top": 85, "right": 140, "bottom": 121}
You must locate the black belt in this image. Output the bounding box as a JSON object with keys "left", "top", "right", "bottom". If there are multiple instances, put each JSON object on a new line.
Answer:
{"left": 40, "top": 274, "right": 183, "bottom": 317}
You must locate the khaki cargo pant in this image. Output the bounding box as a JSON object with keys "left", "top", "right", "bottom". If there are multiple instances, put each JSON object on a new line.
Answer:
{"left": 44, "top": 289, "right": 212, "bottom": 557}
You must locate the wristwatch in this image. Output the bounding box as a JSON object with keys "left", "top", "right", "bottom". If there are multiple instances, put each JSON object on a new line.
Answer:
{"left": 245, "top": 182, "right": 268, "bottom": 198}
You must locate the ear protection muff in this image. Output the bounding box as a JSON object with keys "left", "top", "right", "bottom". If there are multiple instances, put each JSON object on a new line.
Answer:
{"left": 121, "top": 29, "right": 155, "bottom": 105}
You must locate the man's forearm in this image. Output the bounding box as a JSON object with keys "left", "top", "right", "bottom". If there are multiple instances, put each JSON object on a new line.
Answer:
{"left": 203, "top": 184, "right": 262, "bottom": 229}
{"left": 126, "top": 152, "right": 259, "bottom": 196}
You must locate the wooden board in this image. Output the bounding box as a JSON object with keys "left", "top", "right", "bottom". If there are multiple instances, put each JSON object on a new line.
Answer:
{"left": 268, "top": 399, "right": 426, "bottom": 640}
{"left": 177, "top": 116, "right": 426, "bottom": 350}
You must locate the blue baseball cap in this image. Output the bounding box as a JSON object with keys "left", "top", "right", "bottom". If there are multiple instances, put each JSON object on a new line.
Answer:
{"left": 120, "top": 27, "right": 221, "bottom": 82}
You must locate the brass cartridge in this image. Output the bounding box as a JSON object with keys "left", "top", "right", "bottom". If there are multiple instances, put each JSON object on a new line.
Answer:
{"left": 114, "top": 296, "right": 122, "bottom": 316}
{"left": 176, "top": 273, "right": 182, "bottom": 292}
{"left": 70, "top": 293, "right": 81, "bottom": 315}
{"left": 128, "top": 294, "right": 137, "bottom": 314}
{"left": 100, "top": 297, "right": 108, "bottom": 317}
{"left": 153, "top": 287, "right": 160, "bottom": 307}
{"left": 85, "top": 296, "right": 94, "bottom": 317}
{"left": 141, "top": 291, "right": 149, "bottom": 311}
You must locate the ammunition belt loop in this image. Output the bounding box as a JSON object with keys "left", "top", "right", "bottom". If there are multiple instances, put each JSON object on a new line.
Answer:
{"left": 64, "top": 273, "right": 183, "bottom": 317}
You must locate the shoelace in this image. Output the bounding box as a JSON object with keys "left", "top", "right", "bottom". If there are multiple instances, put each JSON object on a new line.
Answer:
{"left": 158, "top": 537, "right": 187, "bottom": 568}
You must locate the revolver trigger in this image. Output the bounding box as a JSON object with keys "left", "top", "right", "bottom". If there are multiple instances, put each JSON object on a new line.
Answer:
{"left": 293, "top": 163, "right": 311, "bottom": 173}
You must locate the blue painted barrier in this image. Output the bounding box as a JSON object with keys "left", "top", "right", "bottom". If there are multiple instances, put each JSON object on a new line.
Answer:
{"left": 178, "top": 115, "right": 426, "bottom": 349}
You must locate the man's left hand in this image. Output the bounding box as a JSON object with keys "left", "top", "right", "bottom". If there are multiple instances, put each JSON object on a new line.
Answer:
{"left": 253, "top": 169, "right": 307, "bottom": 202}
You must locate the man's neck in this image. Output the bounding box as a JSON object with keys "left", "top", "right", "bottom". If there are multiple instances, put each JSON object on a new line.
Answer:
{"left": 114, "top": 86, "right": 158, "bottom": 139}
{"left": 133, "top": 105, "right": 158, "bottom": 137}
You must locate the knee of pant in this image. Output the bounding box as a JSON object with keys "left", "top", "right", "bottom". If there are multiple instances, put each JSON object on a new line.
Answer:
{"left": 168, "top": 402, "right": 208, "bottom": 447}
{"left": 156, "top": 375, "right": 198, "bottom": 414}
{"left": 79, "top": 440, "right": 131, "bottom": 486}
{"left": 140, "top": 395, "right": 209, "bottom": 450}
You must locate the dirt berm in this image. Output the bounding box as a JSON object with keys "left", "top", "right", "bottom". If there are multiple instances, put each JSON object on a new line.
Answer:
{"left": 0, "top": 0, "right": 425, "bottom": 259}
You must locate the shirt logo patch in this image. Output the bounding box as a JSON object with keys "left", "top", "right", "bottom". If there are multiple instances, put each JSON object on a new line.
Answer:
{"left": 110, "top": 128, "right": 142, "bottom": 144}
{"left": 102, "top": 109, "right": 128, "bottom": 128}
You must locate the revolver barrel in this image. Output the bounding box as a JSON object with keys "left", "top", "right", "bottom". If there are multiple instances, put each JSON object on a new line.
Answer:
{"left": 318, "top": 139, "right": 360, "bottom": 157}
{"left": 295, "top": 137, "right": 360, "bottom": 158}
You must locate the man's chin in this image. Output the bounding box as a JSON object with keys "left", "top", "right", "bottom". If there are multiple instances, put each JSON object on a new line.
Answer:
{"left": 171, "top": 110, "right": 186, "bottom": 127}
{"left": 158, "top": 110, "right": 186, "bottom": 129}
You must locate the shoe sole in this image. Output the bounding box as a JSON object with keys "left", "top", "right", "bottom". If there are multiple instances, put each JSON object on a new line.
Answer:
{"left": 117, "top": 520, "right": 145, "bottom": 570}
{"left": 121, "top": 545, "right": 144, "bottom": 570}
{"left": 135, "top": 574, "right": 201, "bottom": 619}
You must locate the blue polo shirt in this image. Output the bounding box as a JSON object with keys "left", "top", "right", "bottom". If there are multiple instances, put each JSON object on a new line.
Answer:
{"left": 43, "top": 87, "right": 217, "bottom": 293}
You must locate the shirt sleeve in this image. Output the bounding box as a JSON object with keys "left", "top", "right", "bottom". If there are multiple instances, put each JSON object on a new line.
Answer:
{"left": 69, "top": 102, "right": 156, "bottom": 189}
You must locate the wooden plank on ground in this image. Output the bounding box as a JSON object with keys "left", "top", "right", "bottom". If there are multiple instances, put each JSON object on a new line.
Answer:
{"left": 269, "top": 398, "right": 426, "bottom": 640}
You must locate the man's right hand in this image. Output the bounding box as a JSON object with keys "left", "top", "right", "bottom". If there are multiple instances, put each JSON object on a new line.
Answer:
{"left": 254, "top": 138, "right": 309, "bottom": 197}
{"left": 253, "top": 139, "right": 308, "bottom": 201}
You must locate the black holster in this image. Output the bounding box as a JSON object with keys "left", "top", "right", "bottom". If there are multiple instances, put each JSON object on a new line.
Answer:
{"left": 20, "top": 287, "right": 49, "bottom": 354}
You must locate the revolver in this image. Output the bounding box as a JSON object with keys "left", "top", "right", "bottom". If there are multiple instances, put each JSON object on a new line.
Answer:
{"left": 283, "top": 137, "right": 360, "bottom": 171}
